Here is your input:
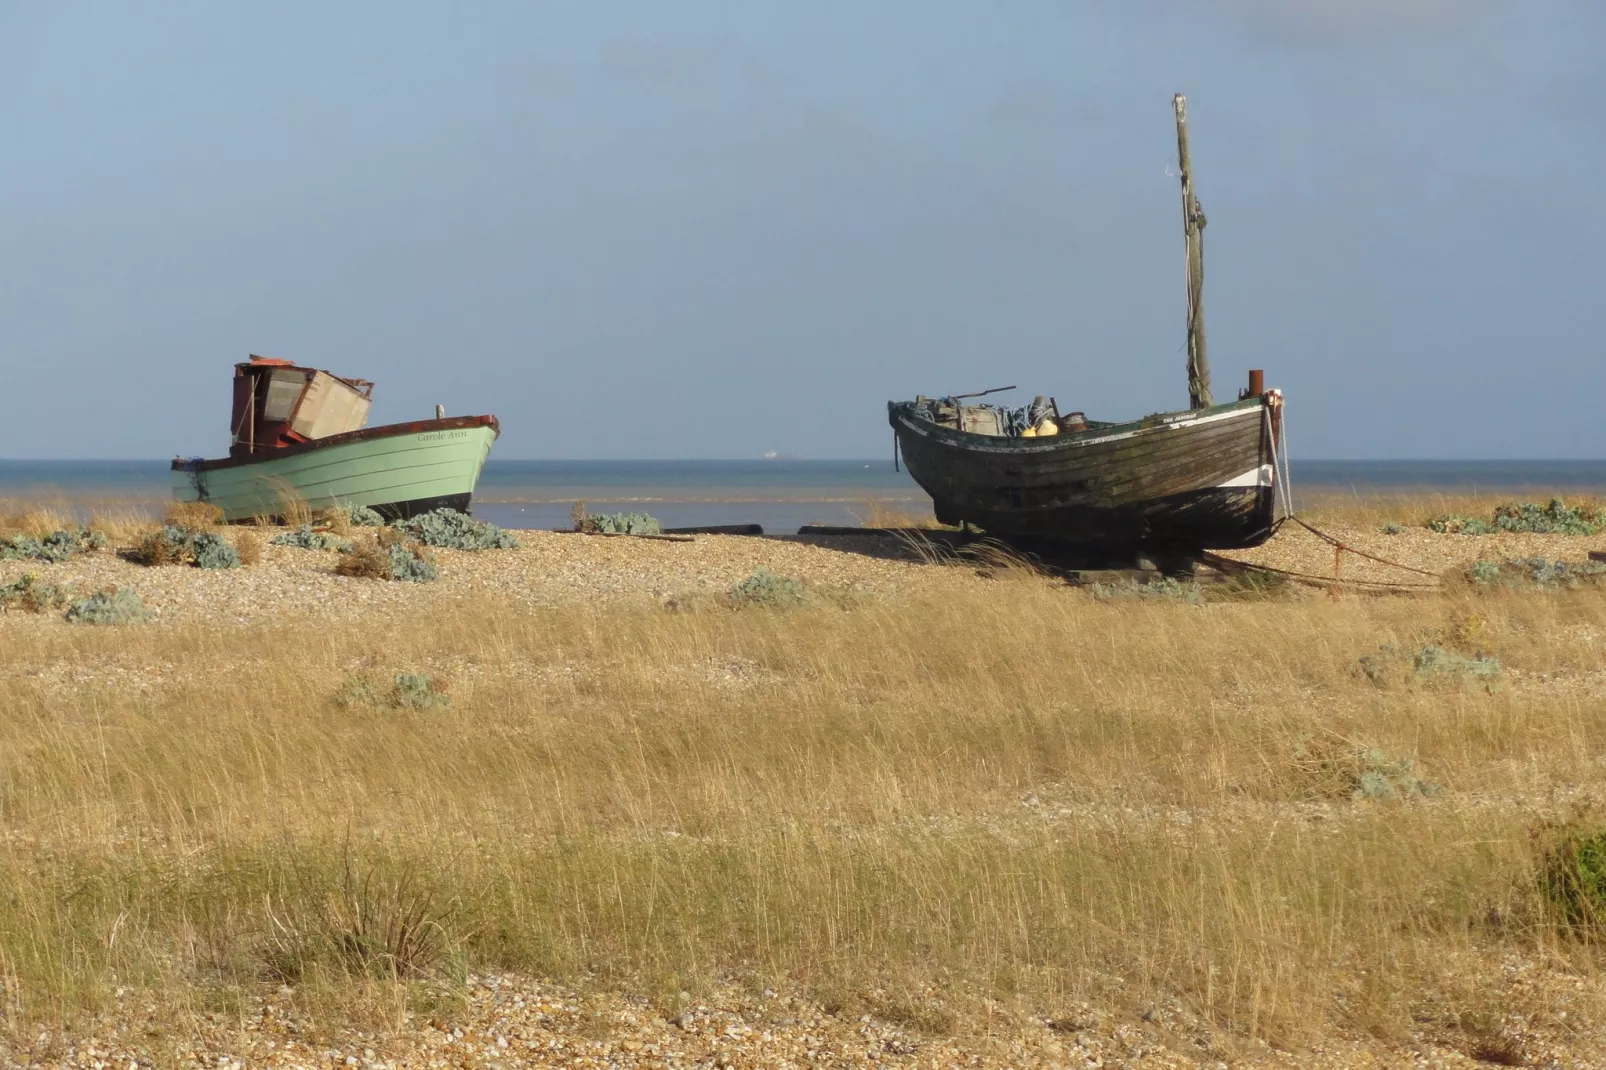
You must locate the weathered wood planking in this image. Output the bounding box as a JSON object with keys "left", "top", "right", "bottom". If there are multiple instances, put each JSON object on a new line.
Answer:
{"left": 888, "top": 395, "right": 1279, "bottom": 550}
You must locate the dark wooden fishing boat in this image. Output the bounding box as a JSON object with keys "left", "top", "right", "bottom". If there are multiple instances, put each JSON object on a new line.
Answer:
{"left": 888, "top": 95, "right": 1288, "bottom": 552}
{"left": 889, "top": 388, "right": 1282, "bottom": 550}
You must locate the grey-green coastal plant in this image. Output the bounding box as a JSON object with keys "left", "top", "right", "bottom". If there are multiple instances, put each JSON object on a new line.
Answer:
{"left": 65, "top": 587, "right": 150, "bottom": 625}
{"left": 272, "top": 525, "right": 354, "bottom": 552}
{"left": 0, "top": 528, "right": 107, "bottom": 563}
{"left": 392, "top": 509, "right": 519, "bottom": 550}
{"left": 0, "top": 573, "right": 70, "bottom": 614}
{"left": 337, "top": 672, "right": 450, "bottom": 710}
{"left": 728, "top": 567, "right": 808, "bottom": 608}
{"left": 126, "top": 525, "right": 239, "bottom": 569}
{"left": 580, "top": 512, "right": 662, "bottom": 536}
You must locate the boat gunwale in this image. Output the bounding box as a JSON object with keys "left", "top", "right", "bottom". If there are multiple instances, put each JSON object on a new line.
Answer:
{"left": 173, "top": 415, "right": 500, "bottom": 473}
{"left": 888, "top": 395, "right": 1266, "bottom": 455}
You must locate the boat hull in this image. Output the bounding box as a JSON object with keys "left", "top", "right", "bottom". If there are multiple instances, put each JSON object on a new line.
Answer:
{"left": 889, "top": 396, "right": 1279, "bottom": 550}
{"left": 172, "top": 417, "right": 499, "bottom": 522}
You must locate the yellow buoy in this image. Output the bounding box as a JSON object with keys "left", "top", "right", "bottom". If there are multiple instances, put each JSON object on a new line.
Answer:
{"left": 1035, "top": 419, "right": 1060, "bottom": 436}
{"left": 1020, "top": 427, "right": 1038, "bottom": 438}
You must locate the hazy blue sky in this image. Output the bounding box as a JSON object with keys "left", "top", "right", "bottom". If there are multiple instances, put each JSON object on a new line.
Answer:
{"left": 2, "top": 1, "right": 1601, "bottom": 460}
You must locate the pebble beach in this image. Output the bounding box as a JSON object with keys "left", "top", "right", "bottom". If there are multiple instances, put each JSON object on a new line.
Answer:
{"left": 3, "top": 521, "right": 1606, "bottom": 629}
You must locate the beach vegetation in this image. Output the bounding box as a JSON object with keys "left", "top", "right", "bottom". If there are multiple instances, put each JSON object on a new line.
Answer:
{"left": 393, "top": 508, "right": 519, "bottom": 550}
{"left": 0, "top": 572, "right": 70, "bottom": 614}
{"left": 1428, "top": 497, "right": 1605, "bottom": 536}
{"left": 727, "top": 566, "right": 807, "bottom": 607}
{"left": 336, "top": 534, "right": 440, "bottom": 582}
{"left": 576, "top": 510, "right": 662, "bottom": 536}
{"left": 127, "top": 524, "right": 240, "bottom": 569}
{"left": 271, "top": 525, "right": 354, "bottom": 552}
{"left": 4, "top": 495, "right": 1606, "bottom": 1058}
{"left": 1540, "top": 825, "right": 1606, "bottom": 935}
{"left": 63, "top": 586, "right": 149, "bottom": 625}
{"left": 0, "top": 528, "right": 106, "bottom": 563}
{"left": 337, "top": 672, "right": 450, "bottom": 711}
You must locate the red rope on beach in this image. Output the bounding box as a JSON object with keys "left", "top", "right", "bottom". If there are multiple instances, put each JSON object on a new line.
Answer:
{"left": 1198, "top": 551, "right": 1440, "bottom": 592}
{"left": 1285, "top": 516, "right": 1442, "bottom": 578}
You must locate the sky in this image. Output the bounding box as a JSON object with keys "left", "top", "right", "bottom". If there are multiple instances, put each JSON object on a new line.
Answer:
{"left": 1, "top": 1, "right": 1601, "bottom": 460}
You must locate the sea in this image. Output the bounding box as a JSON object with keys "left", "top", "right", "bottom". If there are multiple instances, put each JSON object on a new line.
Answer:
{"left": 2, "top": 459, "right": 1604, "bottom": 533}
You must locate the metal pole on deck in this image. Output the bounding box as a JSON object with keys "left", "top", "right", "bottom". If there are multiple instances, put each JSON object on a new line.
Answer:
{"left": 1174, "top": 94, "right": 1213, "bottom": 410}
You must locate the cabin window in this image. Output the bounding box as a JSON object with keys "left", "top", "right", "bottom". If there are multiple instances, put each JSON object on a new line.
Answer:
{"left": 261, "top": 370, "right": 308, "bottom": 421}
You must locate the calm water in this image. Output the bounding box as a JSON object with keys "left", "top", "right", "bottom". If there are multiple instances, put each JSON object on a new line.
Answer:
{"left": 3, "top": 458, "right": 1605, "bottom": 532}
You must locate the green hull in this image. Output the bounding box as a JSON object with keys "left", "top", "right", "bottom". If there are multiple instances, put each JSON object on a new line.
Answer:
{"left": 172, "top": 423, "right": 498, "bottom": 522}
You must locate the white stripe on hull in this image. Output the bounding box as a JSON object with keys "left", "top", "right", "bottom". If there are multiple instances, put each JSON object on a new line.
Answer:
{"left": 1216, "top": 464, "right": 1276, "bottom": 489}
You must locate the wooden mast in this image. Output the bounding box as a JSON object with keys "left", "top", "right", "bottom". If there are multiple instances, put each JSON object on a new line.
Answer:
{"left": 1173, "top": 93, "right": 1213, "bottom": 409}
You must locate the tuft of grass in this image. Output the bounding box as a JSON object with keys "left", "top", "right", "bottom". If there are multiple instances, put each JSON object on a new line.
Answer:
{"left": 165, "top": 500, "right": 223, "bottom": 529}
{"left": 260, "top": 856, "right": 454, "bottom": 983}
{"left": 235, "top": 530, "right": 263, "bottom": 566}
{"left": 854, "top": 500, "right": 944, "bottom": 530}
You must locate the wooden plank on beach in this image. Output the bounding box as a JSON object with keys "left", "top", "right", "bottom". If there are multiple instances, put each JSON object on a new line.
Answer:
{"left": 797, "top": 525, "right": 898, "bottom": 536}
{"left": 661, "top": 524, "right": 764, "bottom": 536}
{"left": 1591, "top": 551, "right": 1606, "bottom": 564}
{"left": 796, "top": 526, "right": 970, "bottom": 547}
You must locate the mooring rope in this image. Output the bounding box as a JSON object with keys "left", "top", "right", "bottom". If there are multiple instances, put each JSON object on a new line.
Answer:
{"left": 1205, "top": 514, "right": 1445, "bottom": 594}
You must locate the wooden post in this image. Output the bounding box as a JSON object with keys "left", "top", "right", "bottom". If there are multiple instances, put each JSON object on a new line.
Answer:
{"left": 1174, "top": 94, "right": 1213, "bottom": 410}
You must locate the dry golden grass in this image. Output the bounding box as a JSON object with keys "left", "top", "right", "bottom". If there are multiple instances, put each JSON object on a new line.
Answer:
{"left": 235, "top": 529, "right": 264, "bottom": 566}
{"left": 164, "top": 499, "right": 223, "bottom": 529}
{"left": 334, "top": 535, "right": 391, "bottom": 579}
{"left": 0, "top": 502, "right": 79, "bottom": 538}
{"left": 852, "top": 499, "right": 945, "bottom": 529}
{"left": 4, "top": 562, "right": 1606, "bottom": 1059}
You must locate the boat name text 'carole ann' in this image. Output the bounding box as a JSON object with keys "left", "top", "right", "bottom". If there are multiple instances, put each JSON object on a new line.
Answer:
{"left": 416, "top": 430, "right": 472, "bottom": 442}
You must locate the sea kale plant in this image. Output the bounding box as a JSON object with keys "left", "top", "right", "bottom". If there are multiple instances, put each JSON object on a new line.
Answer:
{"left": 1467, "top": 557, "right": 1606, "bottom": 591}
{"left": 0, "top": 573, "right": 71, "bottom": 614}
{"left": 0, "top": 528, "right": 107, "bottom": 563}
{"left": 65, "top": 587, "right": 150, "bottom": 625}
{"left": 579, "top": 511, "right": 663, "bottom": 536}
{"left": 125, "top": 523, "right": 240, "bottom": 565}
{"left": 337, "top": 672, "right": 451, "bottom": 710}
{"left": 1359, "top": 642, "right": 1500, "bottom": 686}
{"left": 1428, "top": 498, "right": 1605, "bottom": 536}
{"left": 272, "top": 525, "right": 354, "bottom": 552}
{"left": 335, "top": 533, "right": 440, "bottom": 583}
{"left": 392, "top": 508, "right": 519, "bottom": 551}
{"left": 126, "top": 525, "right": 241, "bottom": 569}
{"left": 728, "top": 567, "right": 808, "bottom": 608}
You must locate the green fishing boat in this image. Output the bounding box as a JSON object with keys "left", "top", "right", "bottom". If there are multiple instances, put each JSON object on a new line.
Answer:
{"left": 172, "top": 356, "right": 499, "bottom": 522}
